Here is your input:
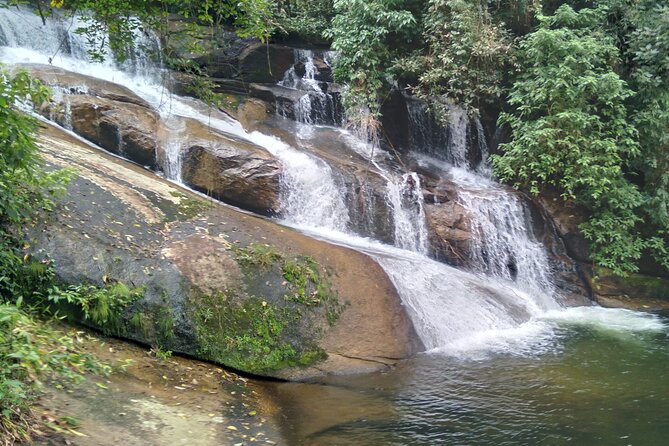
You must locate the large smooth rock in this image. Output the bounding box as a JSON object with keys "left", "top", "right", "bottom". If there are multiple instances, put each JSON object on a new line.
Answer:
{"left": 51, "top": 95, "right": 159, "bottom": 169}
{"left": 14, "top": 63, "right": 150, "bottom": 108}
{"left": 21, "top": 64, "right": 160, "bottom": 168}
{"left": 174, "top": 118, "right": 282, "bottom": 215}
{"left": 30, "top": 123, "right": 421, "bottom": 380}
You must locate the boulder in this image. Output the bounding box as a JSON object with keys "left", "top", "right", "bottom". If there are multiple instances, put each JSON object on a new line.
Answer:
{"left": 14, "top": 63, "right": 151, "bottom": 108}
{"left": 45, "top": 95, "right": 159, "bottom": 169}
{"left": 237, "top": 98, "right": 270, "bottom": 132}
{"left": 30, "top": 122, "right": 422, "bottom": 380}
{"left": 424, "top": 201, "right": 473, "bottom": 266}
{"left": 174, "top": 118, "right": 282, "bottom": 215}
{"left": 18, "top": 64, "right": 159, "bottom": 168}
{"left": 591, "top": 268, "right": 669, "bottom": 311}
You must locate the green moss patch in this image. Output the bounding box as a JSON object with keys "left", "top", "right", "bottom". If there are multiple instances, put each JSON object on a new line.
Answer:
{"left": 187, "top": 243, "right": 343, "bottom": 373}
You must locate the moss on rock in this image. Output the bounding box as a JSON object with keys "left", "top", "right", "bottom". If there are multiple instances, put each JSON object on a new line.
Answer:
{"left": 187, "top": 242, "right": 342, "bottom": 373}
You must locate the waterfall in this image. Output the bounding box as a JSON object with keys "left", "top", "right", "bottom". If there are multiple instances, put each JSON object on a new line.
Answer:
{"left": 375, "top": 250, "right": 557, "bottom": 350}
{"left": 342, "top": 130, "right": 429, "bottom": 254}
{"left": 408, "top": 102, "right": 558, "bottom": 297}
{"left": 452, "top": 170, "right": 555, "bottom": 295}
{"left": 0, "top": 6, "right": 350, "bottom": 233}
{"left": 162, "top": 117, "right": 184, "bottom": 182}
{"left": 385, "top": 172, "right": 429, "bottom": 254}
{"left": 1, "top": 6, "right": 574, "bottom": 354}
{"left": 406, "top": 99, "right": 484, "bottom": 170}
{"left": 276, "top": 48, "right": 344, "bottom": 126}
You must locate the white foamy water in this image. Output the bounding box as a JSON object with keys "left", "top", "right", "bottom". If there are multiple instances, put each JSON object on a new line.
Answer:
{"left": 278, "top": 48, "right": 344, "bottom": 127}
{"left": 433, "top": 306, "right": 666, "bottom": 360}
{"left": 414, "top": 153, "right": 556, "bottom": 297}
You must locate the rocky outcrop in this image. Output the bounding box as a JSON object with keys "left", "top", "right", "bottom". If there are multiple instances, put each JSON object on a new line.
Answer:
{"left": 30, "top": 122, "right": 421, "bottom": 380}
{"left": 419, "top": 174, "right": 473, "bottom": 266}
{"left": 19, "top": 64, "right": 284, "bottom": 217}
{"left": 18, "top": 64, "right": 160, "bottom": 168}
{"left": 590, "top": 268, "right": 669, "bottom": 310}
{"left": 14, "top": 63, "right": 151, "bottom": 108}
{"left": 535, "top": 191, "right": 669, "bottom": 308}
{"left": 424, "top": 201, "right": 473, "bottom": 265}
{"left": 175, "top": 118, "right": 282, "bottom": 215}
{"left": 534, "top": 192, "right": 591, "bottom": 264}
{"left": 50, "top": 95, "right": 159, "bottom": 168}
{"left": 193, "top": 41, "right": 294, "bottom": 84}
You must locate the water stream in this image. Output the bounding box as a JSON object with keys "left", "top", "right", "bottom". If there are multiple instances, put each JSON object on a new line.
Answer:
{"left": 2, "top": 9, "right": 668, "bottom": 443}
{"left": 277, "top": 48, "right": 343, "bottom": 126}
{"left": 265, "top": 309, "right": 669, "bottom": 445}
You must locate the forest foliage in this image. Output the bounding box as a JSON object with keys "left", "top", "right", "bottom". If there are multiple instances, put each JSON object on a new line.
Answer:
{"left": 278, "top": 0, "right": 669, "bottom": 276}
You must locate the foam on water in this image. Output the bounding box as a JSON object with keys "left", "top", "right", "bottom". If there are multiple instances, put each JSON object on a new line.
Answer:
{"left": 432, "top": 306, "right": 667, "bottom": 360}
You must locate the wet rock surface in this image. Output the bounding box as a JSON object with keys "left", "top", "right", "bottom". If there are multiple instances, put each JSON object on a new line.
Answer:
{"left": 29, "top": 122, "right": 421, "bottom": 380}
{"left": 51, "top": 95, "right": 159, "bottom": 169}
{"left": 20, "top": 64, "right": 284, "bottom": 217}
{"left": 175, "top": 118, "right": 282, "bottom": 215}
{"left": 193, "top": 42, "right": 294, "bottom": 84}
{"left": 34, "top": 334, "right": 284, "bottom": 446}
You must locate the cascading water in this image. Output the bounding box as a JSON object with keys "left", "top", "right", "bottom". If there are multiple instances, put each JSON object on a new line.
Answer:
{"left": 277, "top": 48, "right": 344, "bottom": 126}
{"left": 408, "top": 102, "right": 558, "bottom": 297}
{"left": 0, "top": 6, "right": 350, "bottom": 233}
{"left": 1, "top": 6, "right": 630, "bottom": 356}
{"left": 454, "top": 171, "right": 555, "bottom": 295}
{"left": 161, "top": 117, "right": 185, "bottom": 182}
{"left": 386, "top": 172, "right": 429, "bottom": 253}
{"left": 342, "top": 130, "right": 429, "bottom": 253}
{"left": 406, "top": 99, "right": 476, "bottom": 168}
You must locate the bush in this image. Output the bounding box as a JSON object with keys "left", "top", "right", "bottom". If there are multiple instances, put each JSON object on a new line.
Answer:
{"left": 491, "top": 4, "right": 667, "bottom": 275}
{"left": 0, "top": 304, "right": 111, "bottom": 444}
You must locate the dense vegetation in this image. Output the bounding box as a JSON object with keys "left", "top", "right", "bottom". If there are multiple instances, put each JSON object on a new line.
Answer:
{"left": 0, "top": 69, "right": 91, "bottom": 443}
{"left": 278, "top": 0, "right": 668, "bottom": 276}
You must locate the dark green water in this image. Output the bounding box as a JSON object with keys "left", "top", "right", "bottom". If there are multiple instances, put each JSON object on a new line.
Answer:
{"left": 266, "top": 309, "right": 669, "bottom": 445}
